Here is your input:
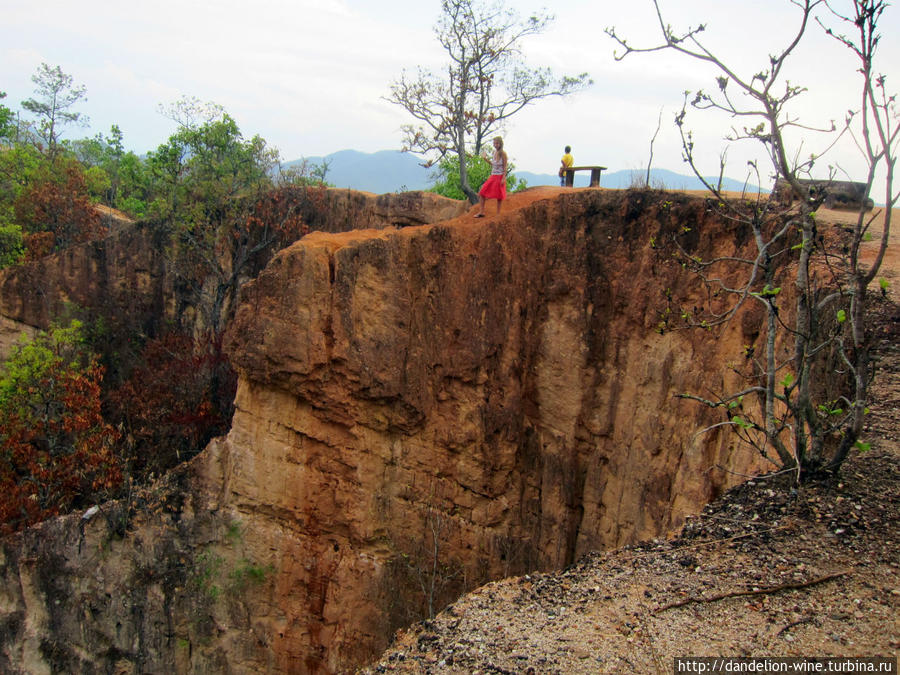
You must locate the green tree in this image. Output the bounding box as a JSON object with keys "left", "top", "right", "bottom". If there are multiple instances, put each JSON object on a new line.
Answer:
{"left": 388, "top": 0, "right": 590, "bottom": 203}
{"left": 72, "top": 125, "right": 151, "bottom": 216}
{"left": 0, "top": 141, "right": 26, "bottom": 265}
{"left": 148, "top": 100, "right": 302, "bottom": 334}
{"left": 0, "top": 92, "right": 14, "bottom": 142}
{"left": 0, "top": 142, "right": 41, "bottom": 266}
{"left": 147, "top": 102, "right": 278, "bottom": 225}
{"left": 21, "top": 63, "right": 89, "bottom": 158}
{"left": 146, "top": 133, "right": 188, "bottom": 220}
{"left": 0, "top": 223, "right": 23, "bottom": 268}
{"left": 429, "top": 152, "right": 526, "bottom": 200}
{"left": 114, "top": 150, "right": 153, "bottom": 218}
{"left": 4, "top": 66, "right": 103, "bottom": 258}
{"left": 0, "top": 320, "right": 122, "bottom": 534}
{"left": 72, "top": 126, "right": 120, "bottom": 202}
{"left": 179, "top": 115, "right": 277, "bottom": 214}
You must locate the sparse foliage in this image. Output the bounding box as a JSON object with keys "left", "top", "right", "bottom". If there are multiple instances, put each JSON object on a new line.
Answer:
{"left": 398, "top": 502, "right": 465, "bottom": 620}
{"left": 276, "top": 157, "right": 333, "bottom": 188}
{"left": 608, "top": 0, "right": 897, "bottom": 478}
{"left": 388, "top": 0, "right": 590, "bottom": 202}
{"left": 21, "top": 63, "right": 89, "bottom": 158}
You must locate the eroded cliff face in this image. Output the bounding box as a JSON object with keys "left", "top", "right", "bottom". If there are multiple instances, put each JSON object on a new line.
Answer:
{"left": 0, "top": 188, "right": 778, "bottom": 674}
{"left": 0, "top": 189, "right": 466, "bottom": 354}
{"left": 214, "top": 188, "right": 772, "bottom": 671}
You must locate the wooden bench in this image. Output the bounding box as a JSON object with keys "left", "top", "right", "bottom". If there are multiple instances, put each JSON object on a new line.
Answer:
{"left": 563, "top": 165, "right": 607, "bottom": 188}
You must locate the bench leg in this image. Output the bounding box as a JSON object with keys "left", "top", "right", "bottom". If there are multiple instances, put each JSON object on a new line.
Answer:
{"left": 590, "top": 169, "right": 602, "bottom": 187}
{"left": 565, "top": 169, "right": 574, "bottom": 187}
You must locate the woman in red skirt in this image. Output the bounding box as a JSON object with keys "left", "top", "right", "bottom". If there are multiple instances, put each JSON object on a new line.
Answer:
{"left": 475, "top": 136, "right": 508, "bottom": 217}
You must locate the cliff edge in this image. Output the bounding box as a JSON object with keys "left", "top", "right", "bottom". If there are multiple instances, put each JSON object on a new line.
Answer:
{"left": 362, "top": 302, "right": 900, "bottom": 674}
{"left": 0, "top": 187, "right": 804, "bottom": 673}
{"left": 216, "top": 187, "right": 775, "bottom": 671}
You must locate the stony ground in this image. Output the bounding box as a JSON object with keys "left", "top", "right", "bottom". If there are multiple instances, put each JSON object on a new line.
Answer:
{"left": 359, "top": 204, "right": 900, "bottom": 675}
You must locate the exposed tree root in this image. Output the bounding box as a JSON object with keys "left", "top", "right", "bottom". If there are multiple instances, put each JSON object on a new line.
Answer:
{"left": 653, "top": 571, "right": 850, "bottom": 614}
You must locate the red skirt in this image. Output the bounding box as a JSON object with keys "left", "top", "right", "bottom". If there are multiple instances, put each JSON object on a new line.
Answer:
{"left": 479, "top": 174, "right": 506, "bottom": 200}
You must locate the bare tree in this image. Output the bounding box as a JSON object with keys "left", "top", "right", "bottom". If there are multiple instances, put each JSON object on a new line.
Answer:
{"left": 817, "top": 0, "right": 898, "bottom": 469}
{"left": 415, "top": 504, "right": 457, "bottom": 619}
{"left": 646, "top": 107, "right": 664, "bottom": 187}
{"left": 607, "top": 0, "right": 897, "bottom": 478}
{"left": 388, "top": 0, "right": 591, "bottom": 203}
{"left": 157, "top": 95, "right": 225, "bottom": 132}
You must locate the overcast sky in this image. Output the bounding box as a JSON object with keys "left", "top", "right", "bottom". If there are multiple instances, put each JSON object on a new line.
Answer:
{"left": 2, "top": 0, "right": 898, "bottom": 187}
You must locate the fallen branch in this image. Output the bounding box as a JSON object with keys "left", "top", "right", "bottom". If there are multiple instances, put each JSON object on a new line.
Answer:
{"left": 653, "top": 571, "right": 850, "bottom": 614}
{"left": 777, "top": 615, "right": 816, "bottom": 636}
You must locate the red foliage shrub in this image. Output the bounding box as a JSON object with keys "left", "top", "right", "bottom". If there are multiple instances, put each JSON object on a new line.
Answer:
{"left": 0, "top": 353, "right": 122, "bottom": 535}
{"left": 107, "top": 331, "right": 236, "bottom": 481}
{"left": 22, "top": 231, "right": 56, "bottom": 261}
{"left": 14, "top": 160, "right": 106, "bottom": 257}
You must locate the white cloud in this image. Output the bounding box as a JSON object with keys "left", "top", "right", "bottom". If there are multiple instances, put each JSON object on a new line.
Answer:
{"left": 0, "top": 0, "right": 897, "bottom": 183}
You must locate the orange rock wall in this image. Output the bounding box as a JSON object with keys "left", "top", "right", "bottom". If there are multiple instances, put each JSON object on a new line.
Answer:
{"left": 216, "top": 189, "right": 773, "bottom": 671}
{"left": 0, "top": 188, "right": 782, "bottom": 674}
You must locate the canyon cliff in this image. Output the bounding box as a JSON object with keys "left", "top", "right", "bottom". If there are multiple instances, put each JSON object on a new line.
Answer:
{"left": 0, "top": 187, "right": 778, "bottom": 673}
{"left": 0, "top": 188, "right": 466, "bottom": 354}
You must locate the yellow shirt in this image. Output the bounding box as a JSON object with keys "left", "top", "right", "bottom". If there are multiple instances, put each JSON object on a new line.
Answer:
{"left": 561, "top": 153, "right": 574, "bottom": 169}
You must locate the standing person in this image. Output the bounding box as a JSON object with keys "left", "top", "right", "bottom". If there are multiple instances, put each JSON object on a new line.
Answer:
{"left": 475, "top": 137, "right": 508, "bottom": 217}
{"left": 559, "top": 145, "right": 574, "bottom": 186}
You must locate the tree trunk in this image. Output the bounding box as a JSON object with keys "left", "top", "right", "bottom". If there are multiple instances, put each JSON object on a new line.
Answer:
{"left": 456, "top": 147, "right": 478, "bottom": 204}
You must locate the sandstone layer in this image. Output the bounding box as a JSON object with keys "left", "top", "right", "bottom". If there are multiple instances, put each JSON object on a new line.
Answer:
{"left": 0, "top": 188, "right": 779, "bottom": 673}
{"left": 217, "top": 188, "right": 772, "bottom": 671}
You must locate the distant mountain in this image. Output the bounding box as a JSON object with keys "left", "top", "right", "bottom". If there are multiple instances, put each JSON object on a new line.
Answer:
{"left": 515, "top": 167, "right": 763, "bottom": 193}
{"left": 285, "top": 149, "right": 431, "bottom": 193}
{"left": 286, "top": 149, "right": 762, "bottom": 195}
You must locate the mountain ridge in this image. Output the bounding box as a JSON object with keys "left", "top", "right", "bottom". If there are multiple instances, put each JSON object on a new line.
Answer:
{"left": 286, "top": 149, "right": 765, "bottom": 194}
